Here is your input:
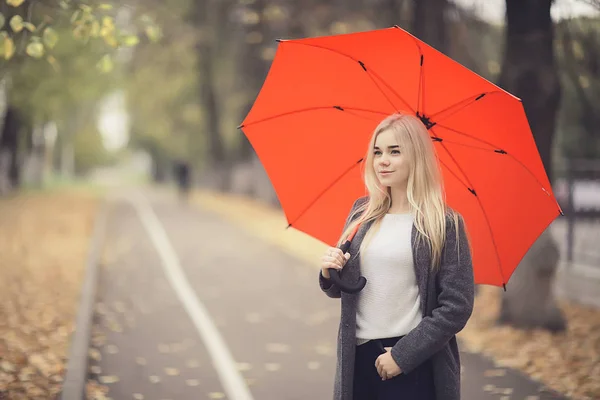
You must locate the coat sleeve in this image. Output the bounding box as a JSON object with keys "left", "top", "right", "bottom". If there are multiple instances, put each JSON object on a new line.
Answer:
{"left": 390, "top": 213, "right": 475, "bottom": 373}
{"left": 318, "top": 197, "right": 367, "bottom": 299}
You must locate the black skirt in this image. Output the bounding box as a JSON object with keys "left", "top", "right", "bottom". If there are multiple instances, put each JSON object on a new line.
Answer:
{"left": 353, "top": 336, "right": 435, "bottom": 400}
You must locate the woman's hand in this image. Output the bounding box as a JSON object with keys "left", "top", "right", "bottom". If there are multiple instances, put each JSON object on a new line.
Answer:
{"left": 375, "top": 347, "right": 402, "bottom": 380}
{"left": 320, "top": 247, "right": 350, "bottom": 279}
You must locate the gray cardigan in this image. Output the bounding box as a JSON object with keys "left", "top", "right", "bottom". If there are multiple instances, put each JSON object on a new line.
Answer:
{"left": 319, "top": 197, "right": 474, "bottom": 400}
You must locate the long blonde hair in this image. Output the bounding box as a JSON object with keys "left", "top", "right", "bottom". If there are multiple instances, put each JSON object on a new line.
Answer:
{"left": 337, "top": 112, "right": 460, "bottom": 270}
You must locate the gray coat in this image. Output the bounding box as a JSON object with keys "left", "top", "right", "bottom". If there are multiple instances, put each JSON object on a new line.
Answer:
{"left": 319, "top": 197, "right": 475, "bottom": 400}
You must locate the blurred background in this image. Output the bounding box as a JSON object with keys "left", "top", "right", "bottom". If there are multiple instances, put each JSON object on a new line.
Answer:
{"left": 0, "top": 0, "right": 599, "bottom": 399}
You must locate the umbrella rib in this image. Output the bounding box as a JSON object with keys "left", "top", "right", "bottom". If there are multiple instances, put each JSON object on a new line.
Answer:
{"left": 436, "top": 140, "right": 477, "bottom": 192}
{"left": 435, "top": 124, "right": 501, "bottom": 152}
{"left": 286, "top": 158, "right": 364, "bottom": 229}
{"left": 429, "top": 91, "right": 500, "bottom": 123}
{"left": 366, "top": 68, "right": 416, "bottom": 114}
{"left": 363, "top": 70, "right": 401, "bottom": 112}
{"left": 505, "top": 154, "right": 560, "bottom": 209}
{"left": 418, "top": 53, "right": 425, "bottom": 115}
{"left": 240, "top": 106, "right": 390, "bottom": 129}
{"left": 438, "top": 139, "right": 500, "bottom": 153}
{"left": 436, "top": 141, "right": 506, "bottom": 285}
{"left": 437, "top": 157, "right": 471, "bottom": 192}
{"left": 435, "top": 124, "right": 558, "bottom": 202}
{"left": 278, "top": 41, "right": 416, "bottom": 114}
{"left": 392, "top": 25, "right": 426, "bottom": 114}
{"left": 342, "top": 107, "right": 391, "bottom": 122}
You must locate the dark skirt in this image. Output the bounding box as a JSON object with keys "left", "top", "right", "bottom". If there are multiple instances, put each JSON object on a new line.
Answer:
{"left": 353, "top": 336, "right": 436, "bottom": 400}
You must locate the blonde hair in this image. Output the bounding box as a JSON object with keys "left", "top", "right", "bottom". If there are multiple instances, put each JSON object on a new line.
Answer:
{"left": 337, "top": 112, "right": 460, "bottom": 270}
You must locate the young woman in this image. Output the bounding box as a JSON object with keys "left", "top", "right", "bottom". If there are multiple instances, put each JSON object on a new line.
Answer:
{"left": 319, "top": 112, "right": 475, "bottom": 400}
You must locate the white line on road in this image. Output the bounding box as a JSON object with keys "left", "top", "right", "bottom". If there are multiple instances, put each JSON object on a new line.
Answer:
{"left": 128, "top": 193, "right": 254, "bottom": 400}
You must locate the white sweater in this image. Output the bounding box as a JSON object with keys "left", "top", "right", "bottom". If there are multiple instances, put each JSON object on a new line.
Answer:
{"left": 356, "top": 212, "right": 422, "bottom": 345}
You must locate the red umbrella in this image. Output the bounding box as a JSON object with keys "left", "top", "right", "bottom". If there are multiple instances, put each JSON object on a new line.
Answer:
{"left": 239, "top": 25, "right": 562, "bottom": 290}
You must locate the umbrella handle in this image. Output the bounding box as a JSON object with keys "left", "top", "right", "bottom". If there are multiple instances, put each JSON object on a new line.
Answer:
{"left": 327, "top": 239, "right": 367, "bottom": 294}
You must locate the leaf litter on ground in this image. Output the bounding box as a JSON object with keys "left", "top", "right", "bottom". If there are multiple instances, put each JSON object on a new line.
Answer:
{"left": 0, "top": 191, "right": 101, "bottom": 399}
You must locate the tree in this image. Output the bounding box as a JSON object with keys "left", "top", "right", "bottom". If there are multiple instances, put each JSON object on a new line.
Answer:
{"left": 496, "top": 0, "right": 566, "bottom": 332}
{"left": 124, "top": 0, "right": 201, "bottom": 182}
{"left": 191, "top": 0, "right": 229, "bottom": 190}
{"left": 554, "top": 16, "right": 600, "bottom": 159}
{"left": 0, "top": 0, "right": 159, "bottom": 193}
{"left": 413, "top": 0, "right": 448, "bottom": 53}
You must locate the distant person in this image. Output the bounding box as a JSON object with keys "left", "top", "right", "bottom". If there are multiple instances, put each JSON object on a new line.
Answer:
{"left": 318, "top": 112, "right": 474, "bottom": 400}
{"left": 174, "top": 161, "right": 191, "bottom": 202}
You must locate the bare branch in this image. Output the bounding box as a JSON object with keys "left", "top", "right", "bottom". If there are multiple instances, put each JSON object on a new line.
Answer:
{"left": 576, "top": 0, "right": 600, "bottom": 11}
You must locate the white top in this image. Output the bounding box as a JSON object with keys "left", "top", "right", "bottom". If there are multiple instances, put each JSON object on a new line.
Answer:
{"left": 356, "top": 212, "right": 422, "bottom": 345}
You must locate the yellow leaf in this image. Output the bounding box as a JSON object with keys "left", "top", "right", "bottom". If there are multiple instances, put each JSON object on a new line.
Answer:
{"left": 46, "top": 55, "right": 60, "bottom": 72}
{"left": 121, "top": 35, "right": 138, "bottom": 47}
{"left": 98, "top": 4, "right": 113, "bottom": 10}
{"left": 26, "top": 41, "right": 44, "bottom": 58}
{"left": 103, "top": 34, "right": 117, "bottom": 48}
{"left": 43, "top": 27, "right": 58, "bottom": 48}
{"left": 145, "top": 25, "right": 161, "bottom": 42}
{"left": 102, "top": 16, "right": 114, "bottom": 28}
{"left": 72, "top": 24, "right": 83, "bottom": 39}
{"left": 96, "top": 54, "right": 113, "bottom": 73}
{"left": 4, "top": 36, "right": 14, "bottom": 59}
{"left": 0, "top": 13, "right": 5, "bottom": 29}
{"left": 9, "top": 15, "right": 23, "bottom": 32}
{"left": 70, "top": 10, "right": 80, "bottom": 24}
{"left": 99, "top": 26, "right": 111, "bottom": 38}
{"left": 90, "top": 20, "right": 100, "bottom": 37}
{"left": 22, "top": 21, "right": 35, "bottom": 32}
{"left": 7, "top": 0, "right": 25, "bottom": 7}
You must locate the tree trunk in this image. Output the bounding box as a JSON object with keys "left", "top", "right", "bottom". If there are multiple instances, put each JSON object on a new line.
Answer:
{"left": 0, "top": 106, "right": 22, "bottom": 193}
{"left": 377, "top": 0, "right": 410, "bottom": 29}
{"left": 22, "top": 124, "right": 46, "bottom": 188}
{"left": 236, "top": 0, "right": 268, "bottom": 165}
{"left": 194, "top": 0, "right": 230, "bottom": 191}
{"left": 496, "top": 0, "right": 566, "bottom": 332}
{"left": 413, "top": 0, "right": 448, "bottom": 53}
{"left": 231, "top": 0, "right": 268, "bottom": 199}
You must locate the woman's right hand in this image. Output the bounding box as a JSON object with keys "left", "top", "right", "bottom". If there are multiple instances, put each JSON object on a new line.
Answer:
{"left": 320, "top": 247, "right": 350, "bottom": 279}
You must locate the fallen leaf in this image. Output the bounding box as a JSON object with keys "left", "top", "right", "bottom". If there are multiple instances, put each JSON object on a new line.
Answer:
{"left": 99, "top": 375, "right": 120, "bottom": 384}
{"left": 308, "top": 361, "right": 321, "bottom": 370}
{"left": 265, "top": 363, "right": 281, "bottom": 372}
{"left": 266, "top": 343, "right": 290, "bottom": 353}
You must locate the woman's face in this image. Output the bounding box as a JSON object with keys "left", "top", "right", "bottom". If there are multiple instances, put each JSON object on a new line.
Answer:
{"left": 373, "top": 129, "right": 410, "bottom": 189}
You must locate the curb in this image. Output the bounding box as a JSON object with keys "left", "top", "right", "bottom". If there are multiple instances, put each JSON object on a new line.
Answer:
{"left": 59, "top": 199, "right": 109, "bottom": 400}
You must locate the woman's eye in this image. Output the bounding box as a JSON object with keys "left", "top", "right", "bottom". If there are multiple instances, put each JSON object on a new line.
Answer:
{"left": 392, "top": 150, "right": 400, "bottom": 154}
{"left": 374, "top": 150, "right": 381, "bottom": 156}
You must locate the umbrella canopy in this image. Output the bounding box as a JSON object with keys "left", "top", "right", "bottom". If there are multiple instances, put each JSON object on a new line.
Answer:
{"left": 239, "top": 26, "right": 562, "bottom": 288}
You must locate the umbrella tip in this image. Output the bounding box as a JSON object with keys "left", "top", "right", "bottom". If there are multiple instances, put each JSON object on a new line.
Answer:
{"left": 502, "top": 283, "right": 507, "bottom": 292}
{"left": 393, "top": 25, "right": 401, "bottom": 29}
{"left": 237, "top": 124, "right": 244, "bottom": 129}
{"left": 286, "top": 223, "right": 292, "bottom": 229}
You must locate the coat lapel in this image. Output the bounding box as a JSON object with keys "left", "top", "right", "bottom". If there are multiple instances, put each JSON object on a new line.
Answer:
{"left": 411, "top": 225, "right": 432, "bottom": 316}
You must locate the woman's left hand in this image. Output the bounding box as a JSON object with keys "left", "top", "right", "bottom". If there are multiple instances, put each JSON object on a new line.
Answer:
{"left": 375, "top": 347, "right": 402, "bottom": 380}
